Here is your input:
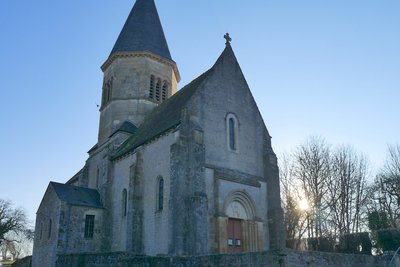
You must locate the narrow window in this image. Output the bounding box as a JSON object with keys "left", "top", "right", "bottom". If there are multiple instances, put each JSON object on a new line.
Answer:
{"left": 162, "top": 82, "right": 168, "bottom": 101}
{"left": 101, "top": 83, "right": 107, "bottom": 107}
{"left": 48, "top": 219, "right": 52, "bottom": 239}
{"left": 155, "top": 79, "right": 161, "bottom": 102}
{"left": 122, "top": 189, "right": 127, "bottom": 217}
{"left": 227, "top": 114, "right": 239, "bottom": 152}
{"left": 101, "top": 78, "right": 113, "bottom": 107}
{"left": 96, "top": 168, "right": 100, "bottom": 188}
{"left": 39, "top": 222, "right": 43, "bottom": 240}
{"left": 149, "top": 75, "right": 155, "bottom": 99}
{"left": 107, "top": 78, "right": 113, "bottom": 103}
{"left": 158, "top": 177, "right": 164, "bottom": 211}
{"left": 229, "top": 118, "right": 236, "bottom": 150}
{"left": 84, "top": 215, "right": 95, "bottom": 238}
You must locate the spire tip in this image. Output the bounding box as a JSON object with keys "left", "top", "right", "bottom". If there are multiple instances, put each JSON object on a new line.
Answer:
{"left": 224, "top": 33, "right": 232, "bottom": 45}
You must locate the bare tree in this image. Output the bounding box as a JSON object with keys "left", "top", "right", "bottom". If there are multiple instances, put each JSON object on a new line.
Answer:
{"left": 0, "top": 199, "right": 28, "bottom": 246}
{"left": 294, "top": 136, "right": 331, "bottom": 239}
{"left": 367, "top": 144, "right": 400, "bottom": 228}
{"left": 326, "top": 146, "right": 369, "bottom": 237}
{"left": 279, "top": 153, "right": 308, "bottom": 244}
{"left": 0, "top": 230, "right": 34, "bottom": 260}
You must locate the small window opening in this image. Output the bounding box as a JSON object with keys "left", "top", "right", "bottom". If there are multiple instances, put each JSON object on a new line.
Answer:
{"left": 96, "top": 168, "right": 100, "bottom": 188}
{"left": 155, "top": 79, "right": 161, "bottom": 102}
{"left": 39, "top": 223, "right": 43, "bottom": 240}
{"left": 84, "top": 215, "right": 95, "bottom": 238}
{"left": 229, "top": 118, "right": 236, "bottom": 150}
{"left": 48, "top": 219, "right": 52, "bottom": 239}
{"left": 158, "top": 177, "right": 164, "bottom": 211}
{"left": 101, "top": 77, "right": 113, "bottom": 107}
{"left": 122, "top": 189, "right": 127, "bottom": 217}
{"left": 149, "top": 75, "right": 155, "bottom": 99}
{"left": 162, "top": 82, "right": 168, "bottom": 101}
{"left": 107, "top": 78, "right": 113, "bottom": 103}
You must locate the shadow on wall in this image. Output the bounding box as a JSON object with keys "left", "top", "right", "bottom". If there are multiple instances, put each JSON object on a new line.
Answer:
{"left": 10, "top": 256, "right": 31, "bottom": 267}
{"left": 54, "top": 250, "right": 398, "bottom": 267}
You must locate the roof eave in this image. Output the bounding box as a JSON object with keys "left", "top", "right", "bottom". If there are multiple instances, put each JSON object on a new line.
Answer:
{"left": 111, "top": 123, "right": 180, "bottom": 161}
{"left": 101, "top": 51, "right": 180, "bottom": 82}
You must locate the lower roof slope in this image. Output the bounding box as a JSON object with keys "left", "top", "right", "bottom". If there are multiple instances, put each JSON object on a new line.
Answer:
{"left": 50, "top": 182, "right": 103, "bottom": 208}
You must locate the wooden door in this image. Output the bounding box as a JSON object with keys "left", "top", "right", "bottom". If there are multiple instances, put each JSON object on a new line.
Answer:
{"left": 227, "top": 218, "right": 242, "bottom": 253}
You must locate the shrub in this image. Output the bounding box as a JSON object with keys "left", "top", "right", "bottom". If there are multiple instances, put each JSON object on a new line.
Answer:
{"left": 338, "top": 232, "right": 372, "bottom": 255}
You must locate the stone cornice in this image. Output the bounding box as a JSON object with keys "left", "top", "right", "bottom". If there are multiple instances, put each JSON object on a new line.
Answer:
{"left": 205, "top": 164, "right": 264, "bottom": 187}
{"left": 101, "top": 51, "right": 181, "bottom": 82}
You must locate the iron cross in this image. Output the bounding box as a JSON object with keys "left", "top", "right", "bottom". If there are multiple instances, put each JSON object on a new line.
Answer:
{"left": 224, "top": 33, "right": 232, "bottom": 45}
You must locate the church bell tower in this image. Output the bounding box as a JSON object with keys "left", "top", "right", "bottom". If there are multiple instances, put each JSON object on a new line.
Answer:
{"left": 98, "top": 0, "right": 180, "bottom": 145}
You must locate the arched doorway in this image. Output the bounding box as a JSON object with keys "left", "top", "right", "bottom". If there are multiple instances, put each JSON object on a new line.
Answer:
{"left": 216, "top": 190, "right": 263, "bottom": 253}
{"left": 226, "top": 201, "right": 248, "bottom": 253}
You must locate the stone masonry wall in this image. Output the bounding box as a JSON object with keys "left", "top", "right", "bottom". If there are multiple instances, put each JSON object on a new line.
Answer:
{"left": 32, "top": 186, "right": 60, "bottom": 267}
{"left": 56, "top": 250, "right": 399, "bottom": 267}
{"left": 286, "top": 249, "right": 398, "bottom": 267}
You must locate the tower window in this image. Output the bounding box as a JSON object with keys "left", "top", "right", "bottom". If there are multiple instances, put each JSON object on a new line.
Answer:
{"left": 101, "top": 77, "right": 113, "bottom": 107}
{"left": 162, "top": 81, "right": 168, "bottom": 101}
{"left": 226, "top": 114, "right": 239, "bottom": 152}
{"left": 84, "top": 215, "right": 95, "bottom": 238}
{"left": 157, "top": 176, "right": 164, "bottom": 211}
{"left": 149, "top": 76, "right": 169, "bottom": 103}
{"left": 107, "top": 78, "right": 113, "bottom": 103}
{"left": 122, "top": 189, "right": 128, "bottom": 217}
{"left": 149, "top": 75, "right": 155, "bottom": 99}
{"left": 155, "top": 79, "right": 161, "bottom": 102}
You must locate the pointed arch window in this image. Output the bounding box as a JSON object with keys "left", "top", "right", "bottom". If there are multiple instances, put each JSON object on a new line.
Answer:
{"left": 226, "top": 114, "right": 239, "bottom": 152}
{"left": 157, "top": 176, "right": 164, "bottom": 211}
{"left": 122, "top": 189, "right": 128, "bottom": 217}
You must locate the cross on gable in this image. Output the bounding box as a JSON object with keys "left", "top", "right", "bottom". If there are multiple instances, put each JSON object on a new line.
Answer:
{"left": 224, "top": 33, "right": 232, "bottom": 45}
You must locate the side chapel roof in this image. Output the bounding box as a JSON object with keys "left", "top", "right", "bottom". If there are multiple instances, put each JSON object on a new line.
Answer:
{"left": 50, "top": 182, "right": 103, "bottom": 208}
{"left": 110, "top": 0, "right": 172, "bottom": 61}
{"left": 111, "top": 43, "right": 243, "bottom": 160}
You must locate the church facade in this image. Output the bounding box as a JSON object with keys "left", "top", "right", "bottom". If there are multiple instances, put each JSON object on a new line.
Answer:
{"left": 32, "top": 0, "right": 284, "bottom": 266}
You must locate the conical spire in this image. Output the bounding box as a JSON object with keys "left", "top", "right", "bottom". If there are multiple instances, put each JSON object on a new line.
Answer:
{"left": 110, "top": 0, "right": 172, "bottom": 60}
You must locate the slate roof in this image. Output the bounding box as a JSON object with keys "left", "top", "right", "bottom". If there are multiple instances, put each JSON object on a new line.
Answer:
{"left": 111, "top": 69, "right": 212, "bottom": 160}
{"left": 50, "top": 182, "right": 103, "bottom": 208}
{"left": 110, "top": 121, "right": 138, "bottom": 137}
{"left": 111, "top": 44, "right": 237, "bottom": 160}
{"left": 110, "top": 0, "right": 172, "bottom": 61}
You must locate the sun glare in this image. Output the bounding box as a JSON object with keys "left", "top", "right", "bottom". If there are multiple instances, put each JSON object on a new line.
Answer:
{"left": 299, "top": 199, "right": 309, "bottom": 211}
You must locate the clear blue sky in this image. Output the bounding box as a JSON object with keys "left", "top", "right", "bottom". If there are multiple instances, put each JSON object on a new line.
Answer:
{"left": 1, "top": 0, "right": 399, "bottom": 226}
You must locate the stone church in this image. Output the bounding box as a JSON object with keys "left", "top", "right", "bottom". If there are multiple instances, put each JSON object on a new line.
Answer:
{"left": 32, "top": 0, "right": 284, "bottom": 266}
